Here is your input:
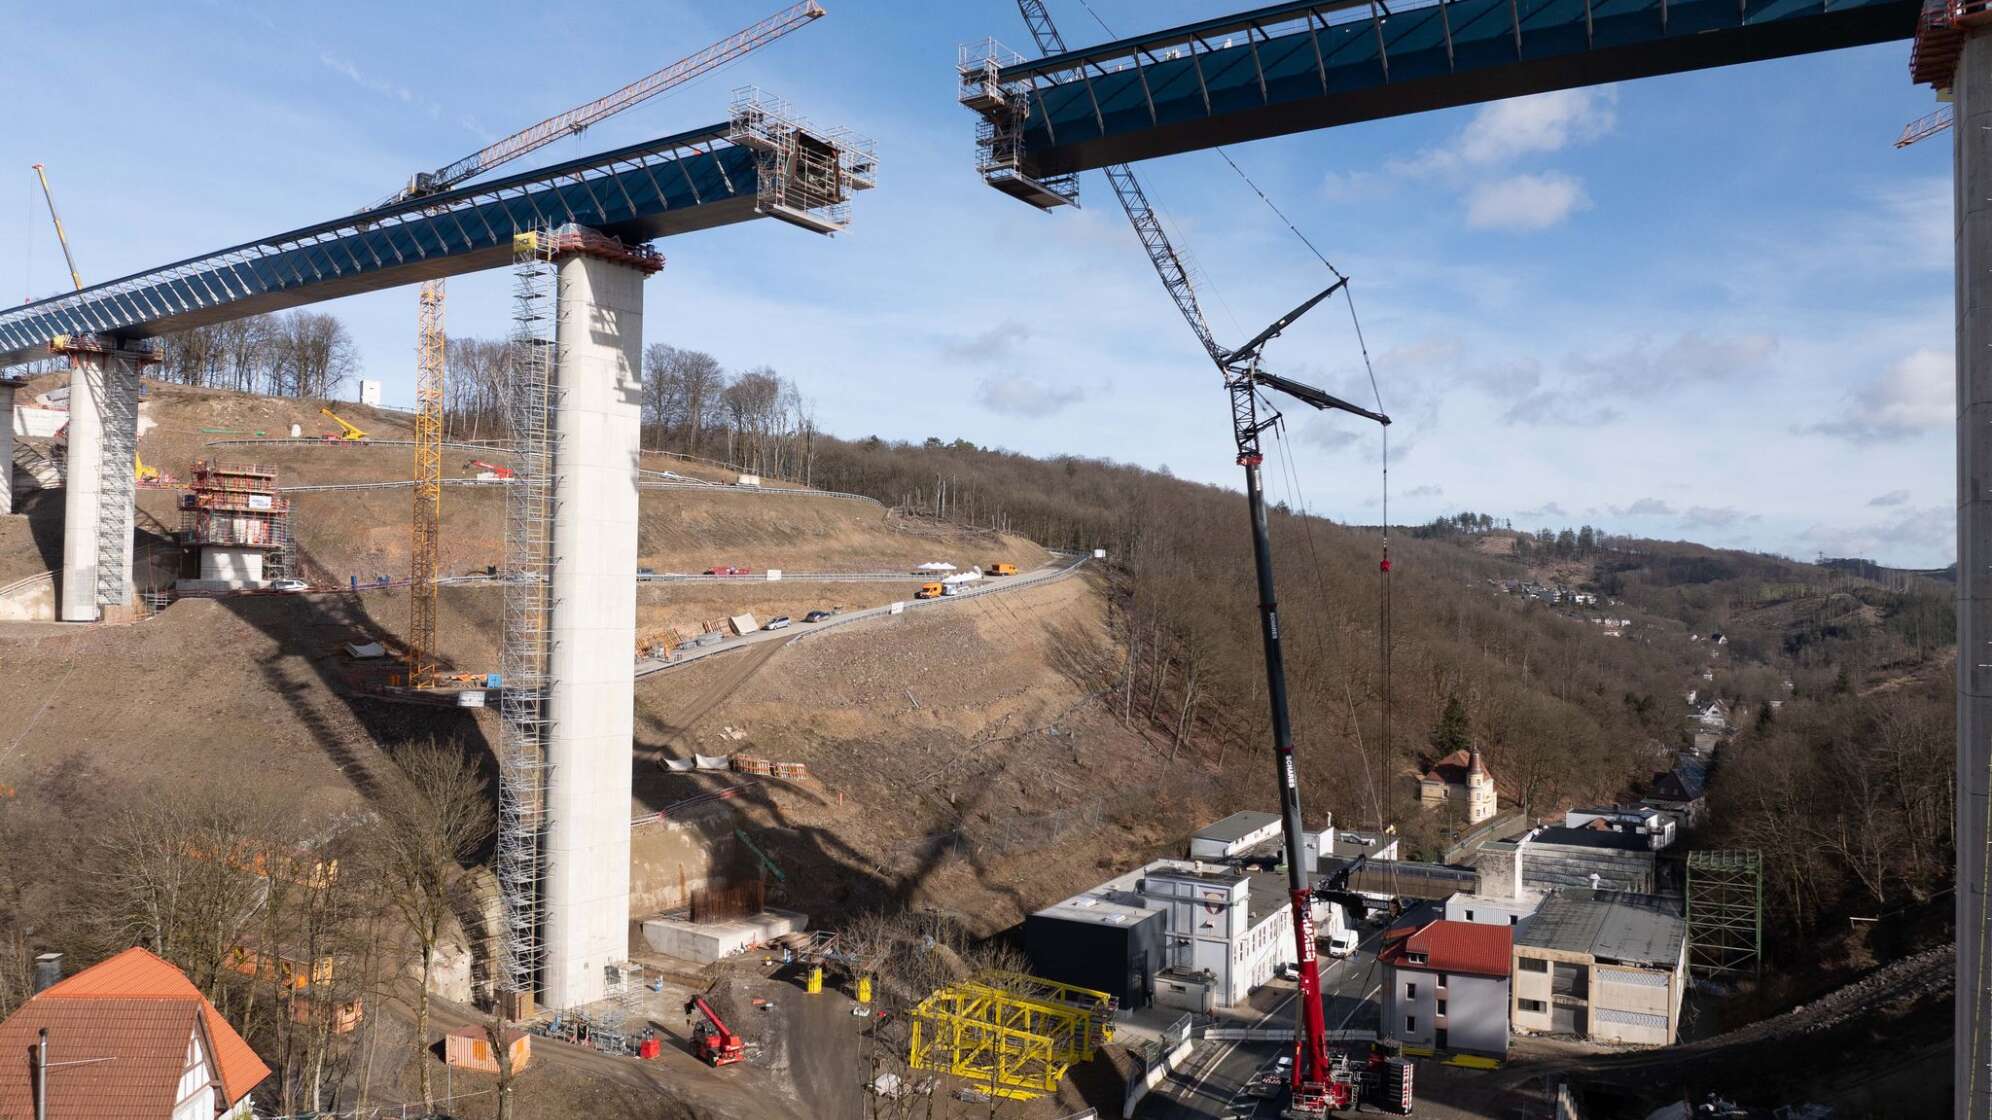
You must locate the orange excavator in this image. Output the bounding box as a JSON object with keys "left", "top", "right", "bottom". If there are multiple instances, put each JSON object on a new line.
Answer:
{"left": 684, "top": 995, "right": 745, "bottom": 1067}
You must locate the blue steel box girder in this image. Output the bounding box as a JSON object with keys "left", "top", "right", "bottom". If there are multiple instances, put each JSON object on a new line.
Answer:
{"left": 987, "top": 0, "right": 1920, "bottom": 175}
{"left": 0, "top": 124, "right": 765, "bottom": 366}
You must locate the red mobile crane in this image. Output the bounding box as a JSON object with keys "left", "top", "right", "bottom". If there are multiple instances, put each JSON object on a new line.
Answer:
{"left": 464, "top": 458, "right": 515, "bottom": 480}
{"left": 684, "top": 995, "right": 746, "bottom": 1067}
{"left": 1005, "top": 5, "right": 1397, "bottom": 1115}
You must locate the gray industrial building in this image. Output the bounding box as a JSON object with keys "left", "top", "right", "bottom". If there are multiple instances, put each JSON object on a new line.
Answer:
{"left": 1501, "top": 826, "right": 1665, "bottom": 894}
{"left": 1511, "top": 890, "right": 1689, "bottom": 1046}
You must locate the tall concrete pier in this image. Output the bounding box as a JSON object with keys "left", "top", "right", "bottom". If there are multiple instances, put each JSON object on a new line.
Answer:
{"left": 1960, "top": 30, "right": 1992, "bottom": 1119}
{"left": 57, "top": 344, "right": 142, "bottom": 622}
{"left": 538, "top": 245, "right": 650, "bottom": 1009}
{"left": 0, "top": 379, "right": 17, "bottom": 517}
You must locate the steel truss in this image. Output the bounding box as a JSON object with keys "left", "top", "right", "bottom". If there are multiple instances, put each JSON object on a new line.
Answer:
{"left": 1686, "top": 849, "right": 1764, "bottom": 978}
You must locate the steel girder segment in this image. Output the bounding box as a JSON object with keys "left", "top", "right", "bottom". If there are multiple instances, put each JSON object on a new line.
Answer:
{"left": 0, "top": 126, "right": 761, "bottom": 366}
{"left": 984, "top": 0, "right": 1919, "bottom": 176}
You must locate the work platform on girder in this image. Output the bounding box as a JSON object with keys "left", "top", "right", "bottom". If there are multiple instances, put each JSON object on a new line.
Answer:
{"left": 0, "top": 95, "right": 876, "bottom": 367}
{"left": 965, "top": 0, "right": 1919, "bottom": 185}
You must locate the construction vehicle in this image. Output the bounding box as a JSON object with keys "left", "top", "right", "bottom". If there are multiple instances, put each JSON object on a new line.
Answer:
{"left": 318, "top": 408, "right": 368, "bottom": 442}
{"left": 684, "top": 995, "right": 746, "bottom": 1067}
{"left": 916, "top": 582, "right": 944, "bottom": 600}
{"left": 465, "top": 458, "right": 515, "bottom": 479}
{"left": 134, "top": 453, "right": 160, "bottom": 483}
{"left": 1001, "top": 6, "right": 1397, "bottom": 1116}
{"left": 989, "top": 562, "right": 1018, "bottom": 576}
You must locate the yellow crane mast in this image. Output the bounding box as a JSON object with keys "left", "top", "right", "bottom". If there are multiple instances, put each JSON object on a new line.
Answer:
{"left": 408, "top": 284, "right": 445, "bottom": 686}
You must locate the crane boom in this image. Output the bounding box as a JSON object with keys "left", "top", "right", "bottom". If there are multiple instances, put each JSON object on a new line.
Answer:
{"left": 30, "top": 164, "right": 85, "bottom": 293}
{"left": 377, "top": 1, "right": 826, "bottom": 208}
{"left": 1015, "top": 2, "right": 1225, "bottom": 366}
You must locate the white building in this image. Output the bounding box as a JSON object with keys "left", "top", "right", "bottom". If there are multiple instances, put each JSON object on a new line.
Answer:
{"left": 1420, "top": 746, "right": 1498, "bottom": 824}
{"left": 1027, "top": 857, "right": 1298, "bottom": 1009}
{"left": 1381, "top": 919, "right": 1513, "bottom": 1057}
{"left": 358, "top": 379, "right": 382, "bottom": 406}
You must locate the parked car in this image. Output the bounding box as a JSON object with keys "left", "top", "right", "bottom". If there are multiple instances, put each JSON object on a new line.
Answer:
{"left": 803, "top": 610, "right": 833, "bottom": 623}
{"left": 637, "top": 566, "right": 656, "bottom": 576}
{"left": 763, "top": 616, "right": 791, "bottom": 631}
{"left": 270, "top": 578, "right": 310, "bottom": 593}
{"left": 1326, "top": 929, "right": 1359, "bottom": 959}
{"left": 704, "top": 566, "right": 752, "bottom": 576}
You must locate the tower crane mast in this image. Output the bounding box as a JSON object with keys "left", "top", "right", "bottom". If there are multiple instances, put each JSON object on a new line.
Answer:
{"left": 1014, "top": 5, "right": 1390, "bottom": 1115}
{"left": 391, "top": 2, "right": 827, "bottom": 687}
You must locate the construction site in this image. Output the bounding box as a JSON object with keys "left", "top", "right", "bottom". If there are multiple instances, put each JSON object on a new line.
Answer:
{"left": 0, "top": 1, "right": 1975, "bottom": 1118}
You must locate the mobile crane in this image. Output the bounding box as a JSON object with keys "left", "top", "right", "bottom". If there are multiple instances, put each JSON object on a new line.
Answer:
{"left": 683, "top": 995, "right": 746, "bottom": 1067}
{"left": 318, "top": 407, "right": 369, "bottom": 442}
{"left": 465, "top": 458, "right": 515, "bottom": 480}
{"left": 1006, "top": 6, "right": 1395, "bottom": 1116}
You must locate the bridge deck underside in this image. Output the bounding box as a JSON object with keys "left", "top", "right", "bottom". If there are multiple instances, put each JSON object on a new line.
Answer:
{"left": 0, "top": 126, "right": 762, "bottom": 366}
{"left": 1001, "top": 0, "right": 1919, "bottom": 175}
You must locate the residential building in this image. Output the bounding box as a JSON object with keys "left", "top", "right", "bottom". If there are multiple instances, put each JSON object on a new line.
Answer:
{"left": 1511, "top": 890, "right": 1689, "bottom": 1046}
{"left": 1419, "top": 745, "right": 1497, "bottom": 824}
{"left": 1642, "top": 755, "right": 1710, "bottom": 827}
{"left": 1380, "top": 920, "right": 1512, "bottom": 1058}
{"left": 0, "top": 947, "right": 270, "bottom": 1119}
{"left": 1026, "top": 858, "right": 1298, "bottom": 1010}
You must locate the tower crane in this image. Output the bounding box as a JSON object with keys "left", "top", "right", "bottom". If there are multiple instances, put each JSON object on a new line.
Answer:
{"left": 1012, "top": 5, "right": 1392, "bottom": 1116}
{"left": 385, "top": 1, "right": 827, "bottom": 687}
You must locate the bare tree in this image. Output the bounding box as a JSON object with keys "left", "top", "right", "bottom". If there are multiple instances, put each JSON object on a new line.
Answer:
{"left": 368, "top": 740, "right": 493, "bottom": 1114}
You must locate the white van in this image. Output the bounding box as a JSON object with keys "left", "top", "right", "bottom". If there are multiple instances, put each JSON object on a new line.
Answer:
{"left": 1326, "top": 929, "right": 1358, "bottom": 959}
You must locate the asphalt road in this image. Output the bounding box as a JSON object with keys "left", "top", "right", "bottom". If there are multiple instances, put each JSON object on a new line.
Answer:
{"left": 1139, "top": 924, "right": 1389, "bottom": 1120}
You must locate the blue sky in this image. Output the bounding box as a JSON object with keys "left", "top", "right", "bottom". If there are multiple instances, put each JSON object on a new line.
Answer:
{"left": 0, "top": 0, "right": 1955, "bottom": 565}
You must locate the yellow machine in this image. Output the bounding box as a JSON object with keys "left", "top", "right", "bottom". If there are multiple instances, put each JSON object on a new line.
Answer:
{"left": 907, "top": 972, "right": 1114, "bottom": 1100}
{"left": 989, "top": 562, "right": 1018, "bottom": 576}
{"left": 319, "top": 407, "right": 369, "bottom": 441}
{"left": 916, "top": 582, "right": 944, "bottom": 600}
{"left": 134, "top": 453, "right": 159, "bottom": 483}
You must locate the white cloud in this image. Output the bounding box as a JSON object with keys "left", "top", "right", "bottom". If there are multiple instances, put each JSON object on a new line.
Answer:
{"left": 1394, "top": 88, "right": 1618, "bottom": 176}
{"left": 1614, "top": 498, "right": 1675, "bottom": 517}
{"left": 1801, "top": 506, "right": 1953, "bottom": 562}
{"left": 1807, "top": 347, "right": 1951, "bottom": 441}
{"left": 1680, "top": 506, "right": 1756, "bottom": 529}
{"left": 976, "top": 375, "right": 1083, "bottom": 419}
{"left": 1516, "top": 502, "right": 1570, "bottom": 520}
{"left": 1869, "top": 489, "right": 1912, "bottom": 507}
{"left": 1465, "top": 173, "right": 1590, "bottom": 232}
{"left": 943, "top": 321, "right": 1032, "bottom": 365}
{"left": 1405, "top": 484, "right": 1444, "bottom": 498}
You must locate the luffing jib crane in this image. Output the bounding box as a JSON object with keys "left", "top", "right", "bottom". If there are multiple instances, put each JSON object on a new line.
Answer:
{"left": 1009, "top": 5, "right": 1392, "bottom": 1116}
{"left": 386, "top": 1, "right": 828, "bottom": 688}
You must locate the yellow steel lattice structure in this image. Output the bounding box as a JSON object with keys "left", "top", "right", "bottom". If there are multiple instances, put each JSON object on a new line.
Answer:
{"left": 408, "top": 279, "right": 445, "bottom": 687}
{"left": 907, "top": 972, "right": 1113, "bottom": 1100}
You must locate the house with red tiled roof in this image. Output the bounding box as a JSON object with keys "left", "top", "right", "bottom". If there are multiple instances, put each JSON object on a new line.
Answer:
{"left": 1418, "top": 746, "right": 1498, "bottom": 824}
{"left": 1379, "top": 918, "right": 1512, "bottom": 1058}
{"left": 0, "top": 947, "right": 269, "bottom": 1120}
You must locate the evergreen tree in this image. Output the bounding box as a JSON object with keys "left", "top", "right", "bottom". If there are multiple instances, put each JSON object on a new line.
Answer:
{"left": 1429, "top": 695, "right": 1472, "bottom": 757}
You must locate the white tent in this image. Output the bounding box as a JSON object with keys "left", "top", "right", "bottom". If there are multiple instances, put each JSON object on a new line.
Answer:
{"left": 914, "top": 561, "right": 957, "bottom": 572}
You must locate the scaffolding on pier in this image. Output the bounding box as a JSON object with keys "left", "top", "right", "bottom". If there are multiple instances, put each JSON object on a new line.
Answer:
{"left": 727, "top": 86, "right": 877, "bottom": 234}
{"left": 495, "top": 228, "right": 559, "bottom": 1014}
{"left": 956, "top": 39, "right": 1079, "bottom": 210}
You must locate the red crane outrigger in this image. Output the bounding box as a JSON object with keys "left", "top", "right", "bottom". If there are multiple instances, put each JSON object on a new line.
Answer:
{"left": 684, "top": 995, "right": 746, "bottom": 1067}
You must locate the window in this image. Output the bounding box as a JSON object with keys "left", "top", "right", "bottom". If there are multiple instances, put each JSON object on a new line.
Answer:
{"left": 1405, "top": 1016, "right": 1416, "bottom": 1033}
{"left": 1465, "top": 910, "right": 1475, "bottom": 922}
{"left": 1510, "top": 915, "right": 1520, "bottom": 925}
{"left": 1520, "top": 957, "right": 1549, "bottom": 973}
{"left": 1519, "top": 999, "right": 1546, "bottom": 1013}
{"left": 1436, "top": 999, "right": 1447, "bottom": 1015}
{"left": 1405, "top": 982, "right": 1417, "bottom": 999}
{"left": 1437, "top": 972, "right": 1447, "bottom": 987}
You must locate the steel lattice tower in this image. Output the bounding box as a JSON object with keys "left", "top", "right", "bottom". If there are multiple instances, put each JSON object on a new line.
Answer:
{"left": 1685, "top": 849, "right": 1763, "bottom": 978}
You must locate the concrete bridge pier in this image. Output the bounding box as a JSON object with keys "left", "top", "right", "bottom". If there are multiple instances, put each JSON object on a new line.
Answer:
{"left": 1959, "top": 30, "right": 1992, "bottom": 1120}
{"left": 538, "top": 239, "right": 656, "bottom": 1010}
{"left": 0, "top": 379, "right": 17, "bottom": 516}
{"left": 58, "top": 344, "right": 142, "bottom": 622}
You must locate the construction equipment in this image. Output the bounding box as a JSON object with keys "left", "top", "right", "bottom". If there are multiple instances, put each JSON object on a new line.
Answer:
{"left": 915, "top": 582, "right": 944, "bottom": 600}
{"left": 380, "top": 1, "right": 827, "bottom": 696}
{"left": 466, "top": 458, "right": 516, "bottom": 480}
{"left": 318, "top": 408, "right": 368, "bottom": 442}
{"left": 1003, "top": 6, "right": 1393, "bottom": 1116}
{"left": 30, "top": 164, "right": 85, "bottom": 294}
{"left": 134, "top": 453, "right": 159, "bottom": 483}
{"left": 684, "top": 995, "right": 746, "bottom": 1066}
{"left": 989, "top": 562, "right": 1018, "bottom": 576}
{"left": 907, "top": 972, "right": 1113, "bottom": 1099}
